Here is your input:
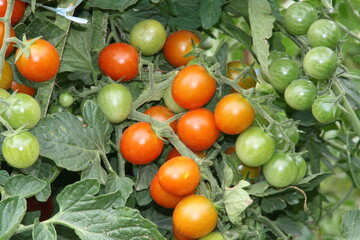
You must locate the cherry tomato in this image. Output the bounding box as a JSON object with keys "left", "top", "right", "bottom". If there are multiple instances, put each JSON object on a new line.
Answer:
{"left": 130, "top": 19, "right": 166, "bottom": 56}
{"left": 158, "top": 156, "right": 200, "bottom": 196}
{"left": 98, "top": 42, "right": 139, "bottom": 82}
{"left": 173, "top": 195, "right": 218, "bottom": 239}
{"left": 144, "top": 105, "right": 177, "bottom": 133}
{"left": 120, "top": 122, "right": 164, "bottom": 165}
{"left": 150, "top": 173, "right": 195, "bottom": 208}
{"left": 16, "top": 39, "right": 60, "bottom": 82}
{"left": 163, "top": 30, "right": 201, "bottom": 67}
{"left": 11, "top": 81, "right": 36, "bottom": 96}
{"left": 225, "top": 146, "right": 260, "bottom": 179}
{"left": 58, "top": 92, "right": 74, "bottom": 108}
{"left": 177, "top": 108, "right": 220, "bottom": 152}
{"left": 303, "top": 46, "right": 337, "bottom": 80}
{"left": 311, "top": 94, "right": 341, "bottom": 124}
{"left": 26, "top": 196, "right": 54, "bottom": 221}
{"left": 284, "top": 2, "right": 318, "bottom": 35}
{"left": 284, "top": 79, "right": 317, "bottom": 111}
{"left": 227, "top": 61, "right": 256, "bottom": 90}
{"left": 172, "top": 65, "right": 216, "bottom": 109}
{"left": 200, "top": 232, "right": 224, "bottom": 240}
{"left": 214, "top": 93, "right": 255, "bottom": 135}
{"left": 97, "top": 83, "right": 133, "bottom": 124}
{"left": 271, "top": 124, "right": 300, "bottom": 150}
{"left": 48, "top": 103, "right": 73, "bottom": 114}
{"left": 2, "top": 131, "right": 39, "bottom": 168}
{"left": 0, "top": 60, "right": 13, "bottom": 90}
{"left": 0, "top": 0, "right": 26, "bottom": 25}
{"left": 307, "top": 19, "right": 341, "bottom": 49}
{"left": 292, "top": 155, "right": 307, "bottom": 184}
{"left": 262, "top": 152, "right": 297, "bottom": 188}
{"left": 268, "top": 58, "right": 299, "bottom": 92}
{"left": 2, "top": 93, "right": 41, "bottom": 129}
{"left": 0, "top": 21, "right": 15, "bottom": 57}
{"left": 235, "top": 126, "right": 275, "bottom": 167}
{"left": 163, "top": 86, "right": 186, "bottom": 113}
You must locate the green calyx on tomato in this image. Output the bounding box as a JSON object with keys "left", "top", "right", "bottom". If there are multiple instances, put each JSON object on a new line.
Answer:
{"left": 284, "top": 79, "right": 317, "bottom": 111}
{"left": 284, "top": 2, "right": 318, "bottom": 36}
{"left": 303, "top": 46, "right": 337, "bottom": 80}
{"left": 268, "top": 58, "right": 300, "bottom": 92}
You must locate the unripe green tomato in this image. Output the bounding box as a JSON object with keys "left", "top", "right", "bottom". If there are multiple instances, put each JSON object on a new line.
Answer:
{"left": 263, "top": 152, "right": 297, "bottom": 188}
{"left": 284, "top": 79, "right": 317, "bottom": 110}
{"left": 284, "top": 2, "right": 318, "bottom": 35}
{"left": 268, "top": 51, "right": 289, "bottom": 66}
{"left": 311, "top": 94, "right": 341, "bottom": 124}
{"left": 97, "top": 84, "right": 133, "bottom": 124}
{"left": 268, "top": 58, "right": 300, "bottom": 92}
{"left": 2, "top": 131, "right": 40, "bottom": 168}
{"left": 0, "top": 88, "right": 11, "bottom": 99}
{"left": 200, "top": 232, "right": 224, "bottom": 240}
{"left": 130, "top": 19, "right": 166, "bottom": 56}
{"left": 49, "top": 103, "right": 73, "bottom": 114}
{"left": 307, "top": 19, "right": 341, "bottom": 49}
{"left": 292, "top": 155, "right": 307, "bottom": 184}
{"left": 271, "top": 124, "right": 300, "bottom": 150}
{"left": 58, "top": 92, "right": 74, "bottom": 108}
{"left": 163, "top": 86, "right": 186, "bottom": 113}
{"left": 303, "top": 47, "right": 337, "bottom": 80}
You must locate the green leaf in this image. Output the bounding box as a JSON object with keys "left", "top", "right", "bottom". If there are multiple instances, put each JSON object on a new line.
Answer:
{"left": 224, "top": 180, "right": 253, "bottom": 224}
{"left": 135, "top": 164, "right": 158, "bottom": 191}
{"left": 81, "top": 155, "right": 108, "bottom": 185}
{"left": 248, "top": 0, "right": 275, "bottom": 79}
{"left": 32, "top": 220, "right": 57, "bottom": 240}
{"left": 53, "top": 179, "right": 165, "bottom": 240}
{"left": 0, "top": 196, "right": 26, "bottom": 240}
{"left": 4, "top": 175, "right": 47, "bottom": 198}
{"left": 341, "top": 209, "right": 360, "bottom": 240}
{"left": 200, "top": 0, "right": 223, "bottom": 29}
{"left": 105, "top": 173, "right": 134, "bottom": 206}
{"left": 223, "top": 0, "right": 248, "bottom": 19}
{"left": 86, "top": 0, "right": 138, "bottom": 11}
{"left": 135, "top": 189, "right": 152, "bottom": 206}
{"left": 274, "top": 216, "right": 302, "bottom": 237}
{"left": 214, "top": 41, "right": 229, "bottom": 76}
{"left": 0, "top": 170, "right": 10, "bottom": 186}
{"left": 166, "top": 1, "right": 201, "bottom": 30}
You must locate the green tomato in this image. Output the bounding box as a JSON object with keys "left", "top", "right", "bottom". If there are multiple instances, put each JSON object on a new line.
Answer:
{"left": 268, "top": 51, "right": 289, "bottom": 66}
{"left": 263, "top": 152, "right": 297, "bottom": 188}
{"left": 268, "top": 58, "right": 299, "bottom": 92}
{"left": 2, "top": 131, "right": 40, "bottom": 168}
{"left": 2, "top": 93, "right": 41, "bottom": 129}
{"left": 271, "top": 124, "right": 300, "bottom": 150}
{"left": 311, "top": 94, "right": 341, "bottom": 124}
{"left": 292, "top": 155, "right": 307, "bottom": 184}
{"left": 49, "top": 103, "right": 73, "bottom": 114}
{"left": 97, "top": 84, "right": 133, "bottom": 124}
{"left": 200, "top": 232, "right": 224, "bottom": 240}
{"left": 163, "top": 86, "right": 186, "bottom": 113}
{"left": 307, "top": 19, "right": 341, "bottom": 49}
{"left": 58, "top": 92, "right": 74, "bottom": 108}
{"left": 0, "top": 88, "right": 10, "bottom": 99}
{"left": 284, "top": 2, "right": 318, "bottom": 35}
{"left": 284, "top": 79, "right": 317, "bottom": 111}
{"left": 235, "top": 126, "right": 275, "bottom": 167}
{"left": 130, "top": 19, "right": 166, "bottom": 56}
{"left": 303, "top": 47, "right": 337, "bottom": 80}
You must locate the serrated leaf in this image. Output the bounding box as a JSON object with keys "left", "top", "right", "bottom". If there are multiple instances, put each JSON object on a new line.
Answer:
{"left": 135, "top": 164, "right": 158, "bottom": 191}
{"left": 249, "top": 0, "right": 275, "bottom": 79}
{"left": 4, "top": 175, "right": 47, "bottom": 198}
{"left": 105, "top": 173, "right": 134, "bottom": 206}
{"left": 53, "top": 179, "right": 165, "bottom": 240}
{"left": 224, "top": 180, "right": 253, "bottom": 224}
{"left": 0, "top": 196, "right": 26, "bottom": 240}
{"left": 32, "top": 220, "right": 57, "bottom": 240}
{"left": 341, "top": 209, "right": 360, "bottom": 240}
{"left": 200, "top": 0, "right": 223, "bottom": 29}
{"left": 81, "top": 155, "right": 108, "bottom": 185}
{"left": 214, "top": 41, "right": 228, "bottom": 76}
{"left": 0, "top": 170, "right": 10, "bottom": 185}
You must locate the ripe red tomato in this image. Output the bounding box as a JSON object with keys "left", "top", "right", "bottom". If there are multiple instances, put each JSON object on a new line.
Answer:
{"left": 15, "top": 39, "right": 60, "bottom": 82}
{"left": 163, "top": 30, "right": 200, "bottom": 67}
{"left": 98, "top": 42, "right": 139, "bottom": 82}
{"left": 0, "top": 0, "right": 26, "bottom": 25}
{"left": 177, "top": 108, "right": 220, "bottom": 152}
{"left": 26, "top": 196, "right": 54, "bottom": 221}
{"left": 158, "top": 156, "right": 200, "bottom": 196}
{"left": 0, "top": 60, "right": 12, "bottom": 90}
{"left": 172, "top": 65, "right": 216, "bottom": 109}
{"left": 144, "top": 105, "right": 177, "bottom": 133}
{"left": 120, "top": 122, "right": 164, "bottom": 165}
{"left": 173, "top": 195, "right": 218, "bottom": 239}
{"left": 227, "top": 61, "right": 256, "bottom": 90}
{"left": 11, "top": 81, "right": 36, "bottom": 96}
{"left": 214, "top": 93, "right": 255, "bottom": 135}
{"left": 150, "top": 174, "right": 195, "bottom": 208}
{"left": 0, "top": 21, "right": 15, "bottom": 57}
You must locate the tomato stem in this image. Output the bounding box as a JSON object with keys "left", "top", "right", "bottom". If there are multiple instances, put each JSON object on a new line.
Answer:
{"left": 115, "top": 125, "right": 126, "bottom": 177}
{"left": 256, "top": 215, "right": 288, "bottom": 239}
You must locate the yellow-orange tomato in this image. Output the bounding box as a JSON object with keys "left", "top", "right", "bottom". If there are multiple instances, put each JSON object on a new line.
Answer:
{"left": 0, "top": 61, "right": 13, "bottom": 90}
{"left": 227, "top": 61, "right": 256, "bottom": 90}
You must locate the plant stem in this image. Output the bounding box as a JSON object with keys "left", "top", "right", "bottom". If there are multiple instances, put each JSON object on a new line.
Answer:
{"left": 115, "top": 125, "right": 125, "bottom": 177}
{"left": 14, "top": 224, "right": 34, "bottom": 235}
{"left": 341, "top": 73, "right": 360, "bottom": 81}
{"left": 100, "top": 152, "right": 116, "bottom": 175}
{"left": 256, "top": 215, "right": 288, "bottom": 239}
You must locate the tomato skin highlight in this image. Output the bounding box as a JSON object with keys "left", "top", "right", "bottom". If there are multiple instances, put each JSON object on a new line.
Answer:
{"left": 98, "top": 42, "right": 139, "bottom": 82}
{"left": 163, "top": 30, "right": 201, "bottom": 67}
{"left": 11, "top": 81, "right": 36, "bottom": 96}
{"left": 120, "top": 122, "right": 164, "bottom": 165}
{"left": 0, "top": 0, "right": 26, "bottom": 25}
{"left": 144, "top": 105, "right": 177, "bottom": 133}
{"left": 214, "top": 93, "right": 255, "bottom": 135}
{"left": 0, "top": 22, "right": 15, "bottom": 57}
{"left": 16, "top": 39, "right": 60, "bottom": 82}
{"left": 172, "top": 65, "right": 216, "bottom": 109}
{"left": 177, "top": 108, "right": 220, "bottom": 152}
{"left": 173, "top": 195, "right": 218, "bottom": 239}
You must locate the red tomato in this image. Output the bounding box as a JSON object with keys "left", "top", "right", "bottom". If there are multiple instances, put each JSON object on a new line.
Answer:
{"left": 26, "top": 196, "right": 54, "bottom": 221}
{"left": 144, "top": 105, "right": 177, "bottom": 133}
{"left": 173, "top": 195, "right": 218, "bottom": 239}
{"left": 0, "top": 0, "right": 26, "bottom": 25}
{"left": 120, "top": 122, "right": 164, "bottom": 165}
{"left": 177, "top": 108, "right": 220, "bottom": 151}
{"left": 0, "top": 21, "right": 15, "bottom": 57}
{"left": 158, "top": 156, "right": 200, "bottom": 196}
{"left": 172, "top": 65, "right": 216, "bottom": 109}
{"left": 11, "top": 81, "right": 36, "bottom": 96}
{"left": 98, "top": 42, "right": 139, "bottom": 82}
{"left": 150, "top": 174, "right": 195, "bottom": 208}
{"left": 163, "top": 30, "right": 201, "bottom": 67}
{"left": 15, "top": 39, "right": 60, "bottom": 82}
{"left": 214, "top": 93, "right": 255, "bottom": 135}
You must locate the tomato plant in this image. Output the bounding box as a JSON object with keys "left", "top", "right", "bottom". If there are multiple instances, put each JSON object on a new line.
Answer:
{"left": 144, "top": 105, "right": 177, "bottom": 133}
{"left": 284, "top": 2, "right": 318, "bottom": 35}
{"left": 0, "top": 60, "right": 12, "bottom": 90}
{"left": 226, "top": 61, "right": 256, "bottom": 90}
{"left": 268, "top": 58, "right": 299, "bottom": 92}
{"left": 312, "top": 93, "right": 341, "bottom": 124}
{"left": 11, "top": 81, "right": 36, "bottom": 96}
{"left": 0, "top": 21, "right": 15, "bottom": 57}
{"left": 0, "top": 0, "right": 26, "bottom": 25}
{"left": 284, "top": 79, "right": 317, "bottom": 111}
{"left": 303, "top": 46, "right": 338, "bottom": 80}
{"left": 307, "top": 19, "right": 342, "bottom": 49}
